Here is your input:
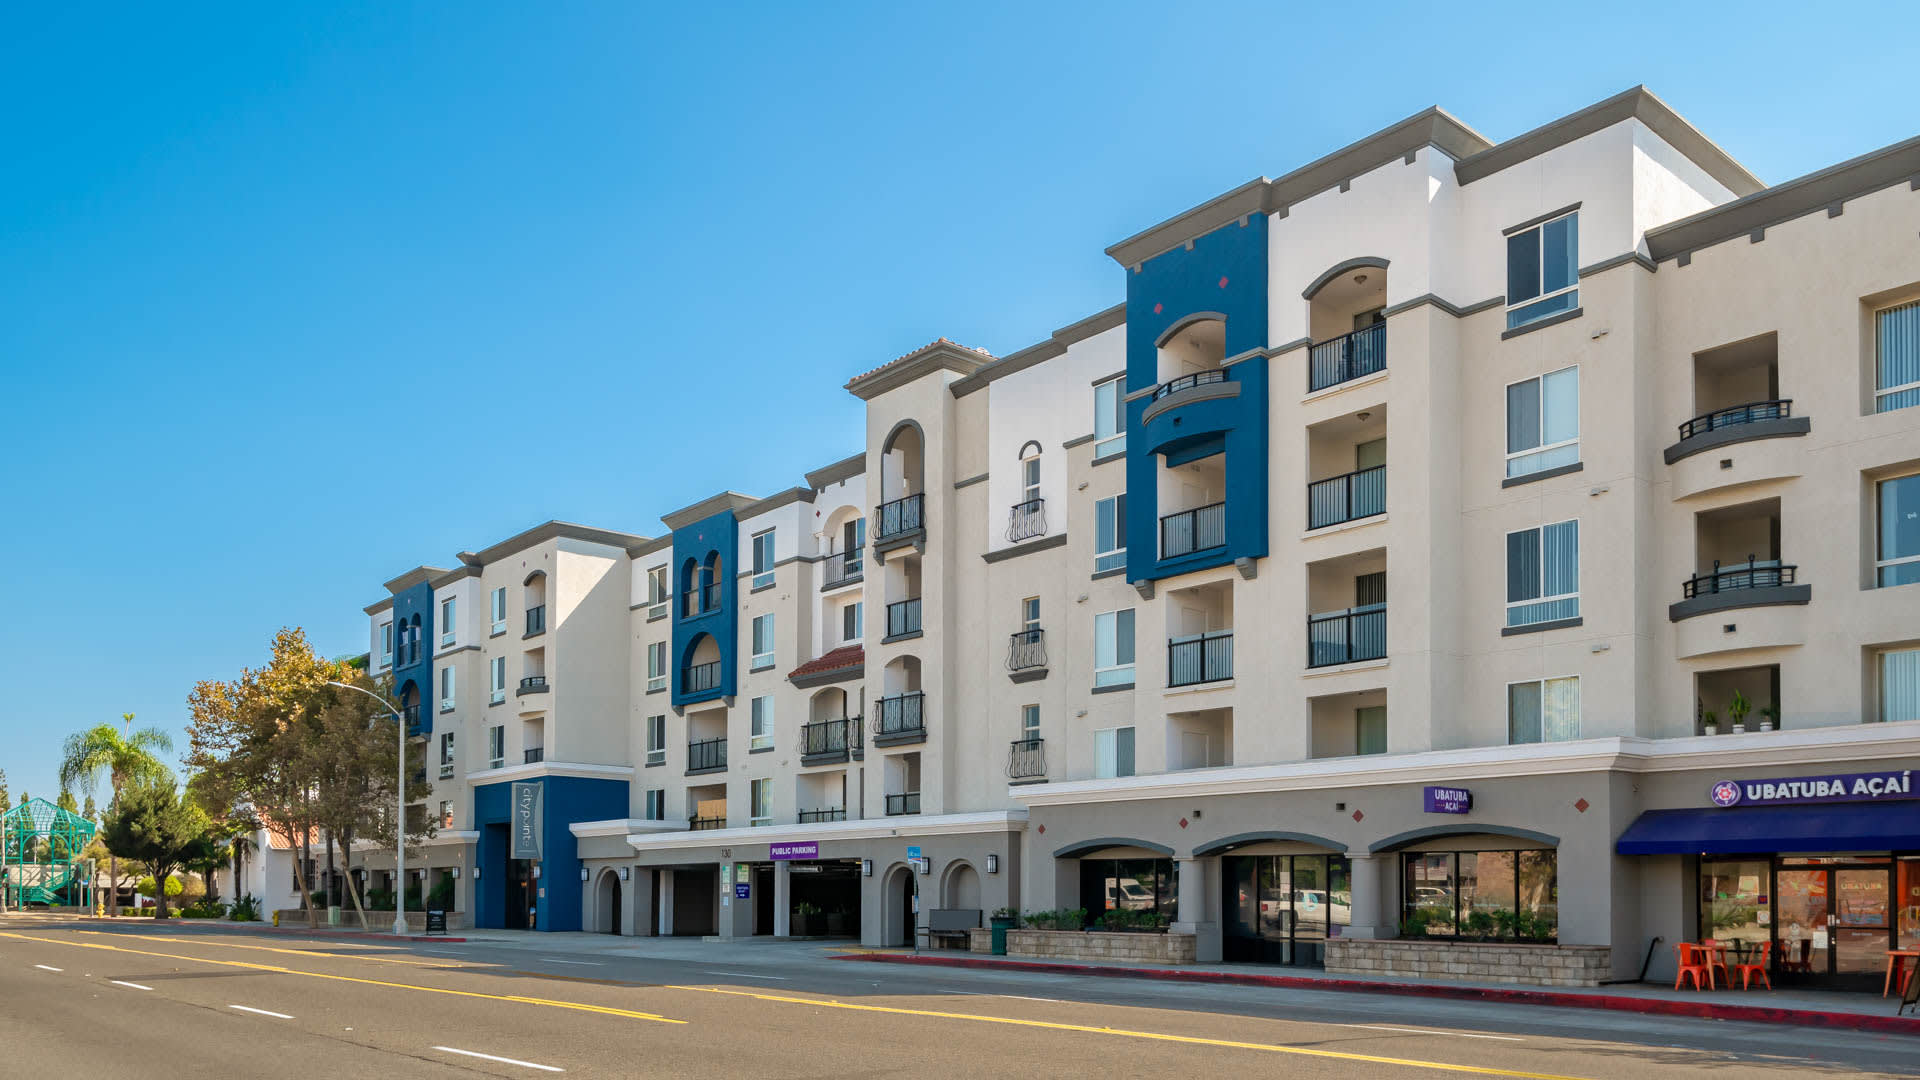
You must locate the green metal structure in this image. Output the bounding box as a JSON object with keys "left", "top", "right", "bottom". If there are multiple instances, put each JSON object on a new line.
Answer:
{"left": 1, "top": 797, "right": 97, "bottom": 908}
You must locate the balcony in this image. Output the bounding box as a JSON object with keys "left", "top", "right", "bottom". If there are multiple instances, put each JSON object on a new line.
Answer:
{"left": 1168, "top": 630, "right": 1234, "bottom": 687}
{"left": 821, "top": 550, "right": 864, "bottom": 591}
{"left": 885, "top": 792, "right": 921, "bottom": 816}
{"left": 516, "top": 675, "right": 548, "bottom": 696}
{"left": 800, "top": 716, "right": 863, "bottom": 766}
{"left": 1007, "top": 498, "right": 1047, "bottom": 543}
{"left": 798, "top": 808, "right": 847, "bottom": 823}
{"left": 874, "top": 493, "right": 925, "bottom": 545}
{"left": 1670, "top": 558, "right": 1810, "bottom": 623}
{"left": 884, "top": 597, "right": 922, "bottom": 640}
{"left": 1667, "top": 398, "right": 1808, "bottom": 465}
{"left": 682, "top": 661, "right": 722, "bottom": 694}
{"left": 1307, "top": 605, "right": 1387, "bottom": 668}
{"left": 523, "top": 747, "right": 544, "bottom": 764}
{"left": 1153, "top": 367, "right": 1227, "bottom": 401}
{"left": 524, "top": 605, "right": 546, "bottom": 637}
{"left": 689, "top": 815, "right": 727, "bottom": 831}
{"left": 1007, "top": 738, "right": 1046, "bottom": 781}
{"left": 1007, "top": 629, "right": 1047, "bottom": 681}
{"left": 686, "top": 736, "right": 728, "bottom": 776}
{"left": 1159, "top": 502, "right": 1226, "bottom": 559}
{"left": 1307, "top": 465, "right": 1385, "bottom": 530}
{"left": 680, "top": 582, "right": 723, "bottom": 619}
{"left": 1308, "top": 322, "right": 1386, "bottom": 393}
{"left": 873, "top": 692, "right": 926, "bottom": 746}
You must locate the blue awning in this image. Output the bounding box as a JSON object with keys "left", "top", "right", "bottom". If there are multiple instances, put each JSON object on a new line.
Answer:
{"left": 1616, "top": 802, "right": 1920, "bottom": 855}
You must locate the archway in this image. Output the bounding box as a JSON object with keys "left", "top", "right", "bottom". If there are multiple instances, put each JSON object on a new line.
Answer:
{"left": 942, "top": 861, "right": 981, "bottom": 911}
{"left": 595, "top": 869, "right": 622, "bottom": 935}
{"left": 883, "top": 864, "right": 918, "bottom": 947}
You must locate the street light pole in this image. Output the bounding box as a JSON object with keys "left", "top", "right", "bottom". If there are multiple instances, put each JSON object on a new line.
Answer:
{"left": 327, "top": 680, "right": 409, "bottom": 936}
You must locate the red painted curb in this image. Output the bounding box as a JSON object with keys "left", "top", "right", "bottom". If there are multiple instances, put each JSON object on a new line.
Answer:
{"left": 833, "top": 952, "right": 1920, "bottom": 1035}
{"left": 94, "top": 918, "right": 466, "bottom": 945}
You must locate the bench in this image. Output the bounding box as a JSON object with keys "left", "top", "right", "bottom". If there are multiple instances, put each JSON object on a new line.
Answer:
{"left": 917, "top": 908, "right": 981, "bottom": 950}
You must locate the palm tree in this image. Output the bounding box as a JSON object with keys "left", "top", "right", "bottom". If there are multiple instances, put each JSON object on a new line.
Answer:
{"left": 58, "top": 714, "right": 173, "bottom": 917}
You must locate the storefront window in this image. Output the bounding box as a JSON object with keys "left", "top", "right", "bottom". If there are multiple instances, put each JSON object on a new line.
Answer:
{"left": 1224, "top": 853, "right": 1351, "bottom": 965}
{"left": 1078, "top": 858, "right": 1175, "bottom": 928}
{"left": 1401, "top": 848, "right": 1557, "bottom": 942}
{"left": 1900, "top": 859, "right": 1920, "bottom": 950}
{"left": 1700, "top": 859, "right": 1770, "bottom": 950}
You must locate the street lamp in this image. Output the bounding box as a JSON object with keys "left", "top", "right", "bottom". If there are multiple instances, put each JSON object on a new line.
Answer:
{"left": 327, "top": 680, "right": 411, "bottom": 936}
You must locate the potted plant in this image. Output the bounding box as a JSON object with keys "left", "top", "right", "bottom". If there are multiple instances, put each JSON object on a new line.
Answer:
{"left": 1759, "top": 704, "right": 1778, "bottom": 732}
{"left": 1728, "top": 689, "right": 1751, "bottom": 734}
{"left": 794, "top": 901, "right": 825, "bottom": 937}
{"left": 1701, "top": 710, "right": 1719, "bottom": 737}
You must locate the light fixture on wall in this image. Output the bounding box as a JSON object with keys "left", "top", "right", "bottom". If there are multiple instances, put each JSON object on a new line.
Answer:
{"left": 986, "top": 855, "right": 999, "bottom": 875}
{"left": 531, "top": 865, "right": 542, "bottom": 880}
{"left": 452, "top": 867, "right": 461, "bottom": 879}
{"left": 473, "top": 865, "right": 482, "bottom": 880}
{"left": 862, "top": 859, "right": 873, "bottom": 878}
{"left": 580, "top": 867, "right": 590, "bottom": 882}
{"left": 621, "top": 867, "right": 631, "bottom": 881}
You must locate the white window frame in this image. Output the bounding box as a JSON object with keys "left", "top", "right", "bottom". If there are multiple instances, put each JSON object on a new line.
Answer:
{"left": 1094, "top": 494, "right": 1128, "bottom": 574}
{"left": 439, "top": 801, "right": 454, "bottom": 830}
{"left": 1021, "top": 703, "right": 1040, "bottom": 739}
{"left": 646, "top": 566, "right": 669, "bottom": 620}
{"left": 487, "top": 725, "right": 505, "bottom": 769}
{"left": 1875, "top": 299, "right": 1920, "bottom": 413}
{"left": 440, "top": 730, "right": 456, "bottom": 765}
{"left": 1876, "top": 473, "right": 1920, "bottom": 587}
{"left": 439, "top": 665, "right": 456, "bottom": 711}
{"left": 489, "top": 587, "right": 507, "bottom": 636}
{"left": 380, "top": 622, "right": 394, "bottom": 667}
{"left": 749, "top": 777, "right": 773, "bottom": 827}
{"left": 489, "top": 656, "right": 507, "bottom": 705}
{"left": 842, "top": 601, "right": 863, "bottom": 643}
{"left": 1505, "top": 519, "right": 1580, "bottom": 628}
{"left": 1093, "top": 608, "right": 1136, "bottom": 688}
{"left": 751, "top": 613, "right": 775, "bottom": 670}
{"left": 644, "top": 789, "right": 666, "bottom": 821}
{"left": 1507, "top": 675, "right": 1581, "bottom": 744}
{"left": 751, "top": 530, "right": 777, "bottom": 590}
{"left": 1505, "top": 210, "right": 1579, "bottom": 329}
{"left": 750, "top": 695, "right": 774, "bottom": 751}
{"left": 440, "top": 597, "right": 457, "bottom": 647}
{"left": 1021, "top": 596, "right": 1040, "bottom": 631}
{"left": 646, "top": 714, "right": 666, "bottom": 766}
{"left": 1093, "top": 376, "right": 1127, "bottom": 458}
{"left": 1020, "top": 452, "right": 1041, "bottom": 505}
{"left": 1094, "top": 726, "right": 1135, "bottom": 779}
{"left": 646, "top": 641, "right": 668, "bottom": 693}
{"left": 1504, "top": 366, "right": 1580, "bottom": 479}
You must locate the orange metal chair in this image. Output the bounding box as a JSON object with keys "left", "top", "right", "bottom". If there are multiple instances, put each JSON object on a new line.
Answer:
{"left": 1699, "top": 940, "right": 1731, "bottom": 989}
{"left": 1733, "top": 940, "right": 1772, "bottom": 990}
{"left": 1673, "top": 943, "right": 1712, "bottom": 990}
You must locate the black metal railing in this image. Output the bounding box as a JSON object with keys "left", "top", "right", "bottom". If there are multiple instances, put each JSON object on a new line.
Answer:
{"left": 1308, "top": 321, "right": 1386, "bottom": 392}
{"left": 402, "top": 703, "right": 421, "bottom": 728}
{"left": 702, "top": 581, "right": 721, "bottom": 611}
{"left": 798, "top": 808, "right": 847, "bottom": 823}
{"left": 1007, "top": 628, "right": 1047, "bottom": 672}
{"left": 1007, "top": 498, "right": 1047, "bottom": 542}
{"left": 1153, "top": 367, "right": 1228, "bottom": 401}
{"left": 801, "top": 717, "right": 863, "bottom": 760}
{"left": 682, "top": 661, "right": 722, "bottom": 694}
{"left": 1307, "top": 464, "right": 1386, "bottom": 530}
{"left": 1677, "top": 399, "right": 1793, "bottom": 442}
{"left": 524, "top": 605, "right": 546, "bottom": 635}
{"left": 875, "top": 493, "right": 925, "bottom": 541}
{"left": 523, "top": 747, "right": 544, "bottom": 764}
{"left": 689, "top": 815, "right": 727, "bottom": 831}
{"left": 1160, "top": 501, "right": 1226, "bottom": 559}
{"left": 1168, "top": 630, "right": 1235, "bottom": 686}
{"left": 1008, "top": 738, "right": 1046, "bottom": 780}
{"left": 885, "top": 792, "right": 921, "bottom": 816}
{"left": 821, "top": 550, "right": 863, "bottom": 589}
{"left": 518, "top": 675, "right": 548, "bottom": 693}
{"left": 886, "top": 597, "right": 922, "bottom": 638}
{"left": 874, "top": 692, "right": 926, "bottom": 739}
{"left": 1308, "top": 604, "right": 1387, "bottom": 667}
{"left": 686, "top": 736, "right": 727, "bottom": 773}
{"left": 1683, "top": 559, "right": 1797, "bottom": 598}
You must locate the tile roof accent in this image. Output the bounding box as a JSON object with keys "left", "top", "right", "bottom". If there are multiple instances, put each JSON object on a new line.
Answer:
{"left": 844, "top": 338, "right": 996, "bottom": 400}
{"left": 788, "top": 643, "right": 864, "bottom": 687}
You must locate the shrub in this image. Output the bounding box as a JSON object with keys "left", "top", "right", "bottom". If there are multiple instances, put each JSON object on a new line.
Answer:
{"left": 365, "top": 888, "right": 396, "bottom": 912}
{"left": 427, "top": 876, "right": 455, "bottom": 910}
{"left": 179, "top": 899, "right": 229, "bottom": 919}
{"left": 229, "top": 894, "right": 262, "bottom": 922}
{"left": 991, "top": 906, "right": 1020, "bottom": 922}
{"left": 1021, "top": 908, "right": 1088, "bottom": 930}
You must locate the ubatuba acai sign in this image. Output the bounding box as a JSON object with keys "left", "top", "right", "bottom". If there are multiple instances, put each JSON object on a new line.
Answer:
{"left": 1709, "top": 770, "right": 1915, "bottom": 808}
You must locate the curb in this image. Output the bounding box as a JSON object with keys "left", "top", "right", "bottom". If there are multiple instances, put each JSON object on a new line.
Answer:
{"left": 85, "top": 917, "right": 466, "bottom": 945}
{"left": 832, "top": 952, "right": 1920, "bottom": 1035}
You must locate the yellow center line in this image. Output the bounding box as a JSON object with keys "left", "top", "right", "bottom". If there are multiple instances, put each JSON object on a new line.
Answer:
{"left": 70, "top": 929, "right": 467, "bottom": 969}
{"left": 0, "top": 931, "right": 682, "bottom": 1025}
{"left": 663, "top": 984, "right": 1592, "bottom": 1080}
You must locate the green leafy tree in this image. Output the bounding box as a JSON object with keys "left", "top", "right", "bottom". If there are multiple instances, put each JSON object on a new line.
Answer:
{"left": 59, "top": 715, "right": 175, "bottom": 916}
{"left": 100, "top": 782, "right": 210, "bottom": 920}
{"left": 0, "top": 768, "right": 9, "bottom": 808}
{"left": 81, "top": 794, "right": 96, "bottom": 822}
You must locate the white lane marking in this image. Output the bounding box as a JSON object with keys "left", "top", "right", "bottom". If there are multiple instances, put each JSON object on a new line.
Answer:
{"left": 538, "top": 958, "right": 602, "bottom": 966}
{"left": 229, "top": 1005, "right": 295, "bottom": 1019}
{"left": 1344, "top": 1024, "right": 1524, "bottom": 1042}
{"left": 701, "top": 970, "right": 789, "bottom": 980}
{"left": 34, "top": 964, "right": 62, "bottom": 972}
{"left": 432, "top": 1046, "right": 564, "bottom": 1072}
{"left": 993, "top": 994, "right": 1066, "bottom": 1004}
{"left": 111, "top": 980, "right": 153, "bottom": 991}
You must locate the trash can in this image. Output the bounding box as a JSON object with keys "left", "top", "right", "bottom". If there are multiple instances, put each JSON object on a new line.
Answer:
{"left": 328, "top": 905, "right": 343, "bottom": 927}
{"left": 990, "top": 914, "right": 1017, "bottom": 956}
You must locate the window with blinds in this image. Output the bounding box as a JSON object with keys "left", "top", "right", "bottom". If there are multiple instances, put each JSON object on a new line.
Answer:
{"left": 1877, "top": 299, "right": 1920, "bottom": 413}
{"left": 1506, "top": 520, "right": 1580, "bottom": 627}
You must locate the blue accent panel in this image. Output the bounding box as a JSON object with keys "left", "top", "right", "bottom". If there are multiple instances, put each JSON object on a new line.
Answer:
{"left": 473, "top": 776, "right": 629, "bottom": 932}
{"left": 389, "top": 580, "right": 435, "bottom": 738}
{"left": 1124, "top": 214, "right": 1270, "bottom": 584}
{"left": 671, "top": 508, "right": 740, "bottom": 707}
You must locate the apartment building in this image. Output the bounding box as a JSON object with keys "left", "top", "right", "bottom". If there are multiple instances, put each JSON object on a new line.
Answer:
{"left": 358, "top": 87, "right": 1920, "bottom": 988}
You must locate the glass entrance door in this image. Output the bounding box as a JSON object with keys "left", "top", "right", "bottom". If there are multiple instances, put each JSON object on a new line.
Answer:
{"left": 1774, "top": 868, "right": 1830, "bottom": 977}
{"left": 1774, "top": 860, "right": 1890, "bottom": 985}
{"left": 1833, "top": 868, "right": 1892, "bottom": 975}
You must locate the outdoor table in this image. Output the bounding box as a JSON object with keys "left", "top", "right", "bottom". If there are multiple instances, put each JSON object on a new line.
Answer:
{"left": 1699, "top": 940, "right": 1733, "bottom": 988}
{"left": 1883, "top": 949, "right": 1920, "bottom": 997}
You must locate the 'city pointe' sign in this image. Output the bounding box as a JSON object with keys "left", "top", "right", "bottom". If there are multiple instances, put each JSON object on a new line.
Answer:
{"left": 1709, "top": 770, "right": 1915, "bottom": 808}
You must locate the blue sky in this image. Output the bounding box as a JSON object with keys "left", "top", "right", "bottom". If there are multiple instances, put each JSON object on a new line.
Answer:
{"left": 2, "top": 3, "right": 1914, "bottom": 803}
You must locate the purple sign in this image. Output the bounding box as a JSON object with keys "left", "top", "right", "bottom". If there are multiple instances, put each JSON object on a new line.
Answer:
{"left": 1424, "top": 786, "right": 1472, "bottom": 814}
{"left": 770, "top": 841, "right": 818, "bottom": 861}
{"left": 734, "top": 882, "right": 750, "bottom": 899}
{"left": 1709, "top": 770, "right": 1915, "bottom": 808}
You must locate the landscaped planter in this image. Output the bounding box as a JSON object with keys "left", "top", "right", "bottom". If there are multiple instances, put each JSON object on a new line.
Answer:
{"left": 1325, "top": 938, "right": 1610, "bottom": 987}
{"left": 985, "top": 928, "right": 1196, "bottom": 965}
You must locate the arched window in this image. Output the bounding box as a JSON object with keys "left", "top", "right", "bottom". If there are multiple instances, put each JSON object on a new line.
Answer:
{"left": 700, "top": 551, "right": 723, "bottom": 612}
{"left": 1018, "top": 441, "right": 1043, "bottom": 505}
{"left": 1009, "top": 440, "right": 1048, "bottom": 542}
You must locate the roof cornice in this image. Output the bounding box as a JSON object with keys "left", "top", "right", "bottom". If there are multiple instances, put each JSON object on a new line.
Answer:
{"left": 951, "top": 303, "right": 1127, "bottom": 398}
{"left": 466, "top": 520, "right": 652, "bottom": 567}
{"left": 804, "top": 452, "right": 866, "bottom": 490}
{"left": 383, "top": 566, "right": 449, "bottom": 595}
{"left": 626, "top": 534, "right": 674, "bottom": 559}
{"left": 1647, "top": 130, "right": 1920, "bottom": 264}
{"left": 661, "top": 492, "right": 762, "bottom": 532}
{"left": 428, "top": 564, "right": 482, "bottom": 590}
{"left": 1455, "top": 85, "right": 1761, "bottom": 195}
{"left": 844, "top": 339, "right": 995, "bottom": 401}
{"left": 739, "top": 486, "right": 814, "bottom": 521}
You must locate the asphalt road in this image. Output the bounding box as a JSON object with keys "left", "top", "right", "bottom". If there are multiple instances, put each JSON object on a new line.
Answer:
{"left": 1, "top": 915, "right": 1913, "bottom": 1078}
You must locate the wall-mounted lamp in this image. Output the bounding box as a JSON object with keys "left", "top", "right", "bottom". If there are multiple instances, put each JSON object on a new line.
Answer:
{"left": 621, "top": 866, "right": 631, "bottom": 881}
{"left": 531, "top": 865, "right": 542, "bottom": 880}
{"left": 472, "top": 865, "right": 482, "bottom": 880}
{"left": 916, "top": 857, "right": 931, "bottom": 876}
{"left": 580, "top": 867, "right": 590, "bottom": 882}
{"left": 862, "top": 859, "right": 873, "bottom": 878}
{"left": 986, "top": 854, "right": 999, "bottom": 875}
{"left": 451, "top": 867, "right": 461, "bottom": 879}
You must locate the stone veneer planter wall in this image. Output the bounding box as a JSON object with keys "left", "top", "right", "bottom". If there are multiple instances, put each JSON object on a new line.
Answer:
{"left": 967, "top": 928, "right": 1197, "bottom": 965}
{"left": 1326, "top": 939, "right": 1610, "bottom": 987}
